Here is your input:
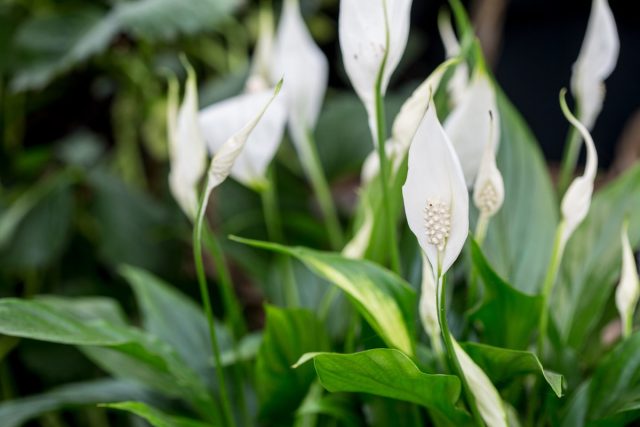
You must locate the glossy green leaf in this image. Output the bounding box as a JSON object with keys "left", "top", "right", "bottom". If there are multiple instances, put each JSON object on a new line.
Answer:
{"left": 231, "top": 237, "right": 416, "bottom": 355}
{"left": 103, "top": 402, "right": 210, "bottom": 427}
{"left": 256, "top": 306, "right": 330, "bottom": 422}
{"left": 36, "top": 295, "right": 127, "bottom": 326}
{"left": 587, "top": 331, "right": 640, "bottom": 424}
{"left": 468, "top": 239, "right": 543, "bottom": 349}
{"left": 0, "top": 379, "right": 151, "bottom": 427}
{"left": 554, "top": 165, "right": 640, "bottom": 349}
{"left": 460, "top": 342, "right": 564, "bottom": 397}
{"left": 298, "top": 349, "right": 470, "bottom": 425}
{"left": 480, "top": 92, "right": 558, "bottom": 294}
{"left": 119, "top": 265, "right": 231, "bottom": 379}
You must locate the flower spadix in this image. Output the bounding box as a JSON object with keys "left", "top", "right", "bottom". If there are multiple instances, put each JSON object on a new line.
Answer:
{"left": 402, "top": 97, "right": 469, "bottom": 276}
{"left": 444, "top": 67, "right": 500, "bottom": 187}
{"left": 559, "top": 89, "right": 599, "bottom": 249}
{"left": 199, "top": 81, "right": 283, "bottom": 211}
{"left": 473, "top": 111, "right": 504, "bottom": 217}
{"left": 199, "top": 89, "right": 287, "bottom": 191}
{"left": 339, "top": 0, "right": 413, "bottom": 138}
{"left": 571, "top": 0, "right": 619, "bottom": 130}
{"left": 167, "top": 63, "right": 208, "bottom": 220}
{"left": 270, "top": 0, "right": 328, "bottom": 152}
{"left": 615, "top": 221, "right": 640, "bottom": 338}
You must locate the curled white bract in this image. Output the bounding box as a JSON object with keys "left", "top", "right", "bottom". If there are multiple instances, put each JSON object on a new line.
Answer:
{"left": 437, "top": 10, "right": 468, "bottom": 106}
{"left": 167, "top": 65, "right": 208, "bottom": 220}
{"left": 559, "top": 91, "right": 598, "bottom": 249}
{"left": 571, "top": 0, "right": 619, "bottom": 130}
{"left": 444, "top": 68, "right": 500, "bottom": 187}
{"left": 271, "top": 0, "right": 328, "bottom": 152}
{"left": 473, "top": 112, "right": 504, "bottom": 217}
{"left": 339, "top": 0, "right": 412, "bottom": 142}
{"left": 402, "top": 97, "right": 469, "bottom": 275}
{"left": 615, "top": 222, "right": 640, "bottom": 336}
{"left": 199, "top": 90, "right": 287, "bottom": 191}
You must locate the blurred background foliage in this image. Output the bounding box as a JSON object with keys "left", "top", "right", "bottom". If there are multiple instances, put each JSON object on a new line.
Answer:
{"left": 0, "top": 0, "right": 638, "bottom": 425}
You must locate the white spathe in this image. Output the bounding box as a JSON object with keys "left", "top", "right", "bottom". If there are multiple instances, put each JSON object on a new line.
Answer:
{"left": 199, "top": 89, "right": 287, "bottom": 191}
{"left": 402, "top": 98, "right": 469, "bottom": 275}
{"left": 168, "top": 65, "right": 208, "bottom": 220}
{"left": 452, "top": 338, "right": 508, "bottom": 427}
{"left": 359, "top": 59, "right": 456, "bottom": 184}
{"left": 615, "top": 222, "right": 640, "bottom": 336}
{"left": 420, "top": 253, "right": 441, "bottom": 349}
{"left": 201, "top": 82, "right": 284, "bottom": 204}
{"left": 339, "top": 0, "right": 412, "bottom": 142}
{"left": 246, "top": 6, "right": 275, "bottom": 93}
{"left": 473, "top": 111, "right": 504, "bottom": 217}
{"left": 444, "top": 68, "right": 500, "bottom": 187}
{"left": 571, "top": 0, "right": 619, "bottom": 130}
{"left": 270, "top": 0, "right": 328, "bottom": 152}
{"left": 559, "top": 91, "right": 599, "bottom": 249}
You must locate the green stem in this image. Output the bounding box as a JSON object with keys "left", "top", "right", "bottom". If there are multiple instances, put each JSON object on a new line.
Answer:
{"left": 372, "top": 3, "right": 401, "bottom": 274}
{"left": 557, "top": 123, "right": 580, "bottom": 196}
{"left": 537, "top": 222, "right": 566, "bottom": 356}
{"left": 467, "top": 213, "right": 491, "bottom": 309}
{"left": 260, "top": 168, "right": 299, "bottom": 307}
{"left": 438, "top": 273, "right": 484, "bottom": 426}
{"left": 202, "top": 228, "right": 247, "bottom": 338}
{"left": 299, "top": 130, "right": 344, "bottom": 250}
{"left": 193, "top": 191, "right": 235, "bottom": 427}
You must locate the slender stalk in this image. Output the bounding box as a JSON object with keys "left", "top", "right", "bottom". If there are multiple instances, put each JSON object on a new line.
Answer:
{"left": 557, "top": 122, "right": 580, "bottom": 196}
{"left": 193, "top": 192, "right": 235, "bottom": 427}
{"left": 537, "top": 222, "right": 567, "bottom": 356}
{"left": 202, "top": 227, "right": 247, "bottom": 338}
{"left": 260, "top": 167, "right": 300, "bottom": 307}
{"left": 438, "top": 273, "right": 484, "bottom": 427}
{"left": 372, "top": 4, "right": 401, "bottom": 275}
{"left": 299, "top": 130, "right": 344, "bottom": 250}
{"left": 467, "top": 213, "right": 490, "bottom": 309}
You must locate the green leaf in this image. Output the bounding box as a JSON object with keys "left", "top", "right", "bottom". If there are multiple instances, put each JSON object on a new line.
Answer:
{"left": 35, "top": 295, "right": 128, "bottom": 326}
{"left": 0, "top": 298, "right": 215, "bottom": 418}
{"left": 102, "top": 402, "right": 210, "bottom": 427}
{"left": 299, "top": 349, "right": 470, "bottom": 425}
{"left": 256, "top": 306, "right": 330, "bottom": 422}
{"left": 468, "top": 239, "right": 543, "bottom": 349}
{"left": 587, "top": 331, "right": 640, "bottom": 424}
{"left": 0, "top": 379, "right": 151, "bottom": 427}
{"left": 460, "top": 342, "right": 564, "bottom": 397}
{"left": 0, "top": 173, "right": 74, "bottom": 270}
{"left": 119, "top": 265, "right": 231, "bottom": 380}
{"left": 479, "top": 92, "right": 558, "bottom": 294}
{"left": 554, "top": 165, "right": 640, "bottom": 349}
{"left": 231, "top": 237, "right": 416, "bottom": 355}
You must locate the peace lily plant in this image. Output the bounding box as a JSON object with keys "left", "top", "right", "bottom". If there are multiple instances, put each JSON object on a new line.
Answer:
{"left": 0, "top": 1, "right": 639, "bottom": 427}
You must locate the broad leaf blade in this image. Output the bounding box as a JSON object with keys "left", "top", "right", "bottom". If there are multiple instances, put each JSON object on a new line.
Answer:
{"left": 103, "top": 402, "right": 210, "bottom": 427}
{"left": 469, "top": 239, "right": 543, "bottom": 349}
{"left": 231, "top": 237, "right": 416, "bottom": 355}
{"left": 460, "top": 342, "right": 564, "bottom": 397}
{"left": 256, "top": 306, "right": 330, "bottom": 422}
{"left": 301, "top": 349, "right": 470, "bottom": 425}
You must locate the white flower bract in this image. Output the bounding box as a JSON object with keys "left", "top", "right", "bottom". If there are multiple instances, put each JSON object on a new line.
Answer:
{"left": 615, "top": 221, "right": 640, "bottom": 337}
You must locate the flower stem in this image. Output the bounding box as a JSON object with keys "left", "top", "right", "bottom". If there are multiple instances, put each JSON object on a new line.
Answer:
{"left": 193, "top": 191, "right": 235, "bottom": 427}
{"left": 438, "top": 273, "right": 484, "bottom": 427}
{"left": 557, "top": 122, "right": 580, "bottom": 196}
{"left": 467, "top": 213, "right": 490, "bottom": 309}
{"left": 537, "top": 222, "right": 567, "bottom": 356}
{"left": 299, "top": 130, "right": 344, "bottom": 250}
{"left": 202, "top": 226, "right": 247, "bottom": 338}
{"left": 260, "top": 167, "right": 300, "bottom": 307}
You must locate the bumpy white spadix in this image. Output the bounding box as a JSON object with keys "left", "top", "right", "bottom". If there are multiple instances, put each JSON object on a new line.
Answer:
{"left": 403, "top": 98, "right": 469, "bottom": 276}
{"left": 571, "top": 0, "right": 619, "bottom": 130}
{"left": 167, "top": 64, "right": 208, "bottom": 220}
{"left": 615, "top": 221, "right": 640, "bottom": 338}
{"left": 444, "top": 67, "right": 500, "bottom": 187}
{"left": 473, "top": 111, "right": 504, "bottom": 218}
{"left": 339, "top": 0, "right": 413, "bottom": 141}
{"left": 199, "top": 89, "right": 287, "bottom": 191}
{"left": 270, "top": 0, "right": 328, "bottom": 153}
{"left": 559, "top": 90, "right": 599, "bottom": 249}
